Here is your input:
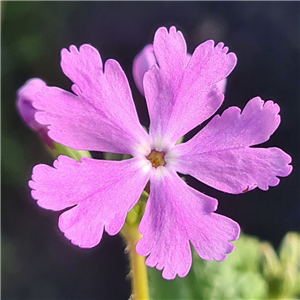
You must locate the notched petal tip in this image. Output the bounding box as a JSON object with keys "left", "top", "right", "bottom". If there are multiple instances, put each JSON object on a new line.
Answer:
{"left": 161, "top": 264, "right": 190, "bottom": 280}
{"left": 53, "top": 155, "right": 74, "bottom": 168}
{"left": 62, "top": 44, "right": 96, "bottom": 56}
{"left": 137, "top": 172, "right": 241, "bottom": 279}
{"left": 214, "top": 244, "right": 235, "bottom": 262}
{"left": 169, "top": 25, "right": 177, "bottom": 33}
{"left": 192, "top": 214, "right": 240, "bottom": 262}
{"left": 216, "top": 41, "right": 225, "bottom": 49}
{"left": 69, "top": 45, "right": 79, "bottom": 53}
{"left": 156, "top": 26, "right": 168, "bottom": 35}
{"left": 202, "top": 39, "right": 215, "bottom": 47}
{"left": 61, "top": 43, "right": 102, "bottom": 66}
{"left": 201, "top": 40, "right": 237, "bottom": 71}
{"left": 60, "top": 46, "right": 76, "bottom": 58}
{"left": 60, "top": 43, "right": 103, "bottom": 94}
{"left": 58, "top": 210, "right": 102, "bottom": 249}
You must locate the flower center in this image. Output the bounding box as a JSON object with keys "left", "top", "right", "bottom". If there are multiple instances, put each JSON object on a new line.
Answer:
{"left": 146, "top": 149, "right": 165, "bottom": 168}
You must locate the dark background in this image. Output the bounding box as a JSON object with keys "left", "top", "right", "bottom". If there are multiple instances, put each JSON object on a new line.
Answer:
{"left": 2, "top": 1, "right": 299, "bottom": 299}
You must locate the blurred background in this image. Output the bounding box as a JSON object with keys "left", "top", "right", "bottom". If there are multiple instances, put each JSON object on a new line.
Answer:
{"left": 2, "top": 2, "right": 299, "bottom": 299}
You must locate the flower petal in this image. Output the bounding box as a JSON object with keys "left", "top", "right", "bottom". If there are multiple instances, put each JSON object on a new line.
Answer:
{"left": 29, "top": 156, "right": 151, "bottom": 248}
{"left": 171, "top": 97, "right": 293, "bottom": 194}
{"left": 33, "top": 44, "right": 150, "bottom": 155}
{"left": 216, "top": 78, "right": 227, "bottom": 94}
{"left": 136, "top": 170, "right": 240, "bottom": 279}
{"left": 132, "top": 44, "right": 157, "bottom": 95}
{"left": 133, "top": 44, "right": 191, "bottom": 96}
{"left": 144, "top": 26, "right": 237, "bottom": 146}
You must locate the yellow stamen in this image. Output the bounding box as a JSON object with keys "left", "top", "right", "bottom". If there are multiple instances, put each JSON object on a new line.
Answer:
{"left": 146, "top": 150, "right": 165, "bottom": 168}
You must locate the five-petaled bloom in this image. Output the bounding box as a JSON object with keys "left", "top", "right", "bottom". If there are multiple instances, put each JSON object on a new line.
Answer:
{"left": 22, "top": 26, "right": 292, "bottom": 279}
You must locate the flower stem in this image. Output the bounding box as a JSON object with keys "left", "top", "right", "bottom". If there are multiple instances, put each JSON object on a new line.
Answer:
{"left": 128, "top": 236, "right": 149, "bottom": 300}
{"left": 121, "top": 224, "right": 149, "bottom": 300}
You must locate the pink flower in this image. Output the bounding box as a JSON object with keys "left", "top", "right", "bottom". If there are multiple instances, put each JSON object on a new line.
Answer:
{"left": 16, "top": 78, "right": 54, "bottom": 148}
{"left": 27, "top": 26, "right": 292, "bottom": 279}
{"left": 133, "top": 44, "right": 227, "bottom": 95}
{"left": 133, "top": 44, "right": 157, "bottom": 95}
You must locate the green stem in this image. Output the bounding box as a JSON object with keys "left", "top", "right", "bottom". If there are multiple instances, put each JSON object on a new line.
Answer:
{"left": 121, "top": 224, "right": 149, "bottom": 300}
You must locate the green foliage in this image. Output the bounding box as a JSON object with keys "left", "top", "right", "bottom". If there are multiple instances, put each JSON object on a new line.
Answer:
{"left": 103, "top": 152, "right": 123, "bottom": 161}
{"left": 148, "top": 232, "right": 300, "bottom": 300}
{"left": 51, "top": 142, "right": 91, "bottom": 161}
{"left": 262, "top": 232, "right": 300, "bottom": 299}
